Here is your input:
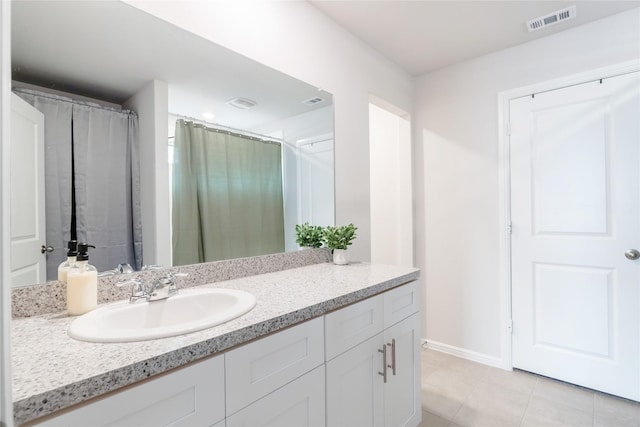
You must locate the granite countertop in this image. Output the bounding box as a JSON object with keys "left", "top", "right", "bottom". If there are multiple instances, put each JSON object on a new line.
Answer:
{"left": 12, "top": 262, "right": 419, "bottom": 425}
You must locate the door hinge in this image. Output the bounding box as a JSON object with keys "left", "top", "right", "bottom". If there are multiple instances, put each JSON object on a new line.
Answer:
{"left": 508, "top": 319, "right": 513, "bottom": 334}
{"left": 507, "top": 221, "right": 513, "bottom": 234}
{"left": 506, "top": 121, "right": 511, "bottom": 136}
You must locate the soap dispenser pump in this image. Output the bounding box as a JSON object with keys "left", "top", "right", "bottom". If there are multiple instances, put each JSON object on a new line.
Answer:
{"left": 57, "top": 240, "right": 78, "bottom": 282}
{"left": 66, "top": 243, "right": 98, "bottom": 316}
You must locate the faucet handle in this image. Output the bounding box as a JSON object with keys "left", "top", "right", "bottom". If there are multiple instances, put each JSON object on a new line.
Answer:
{"left": 116, "top": 278, "right": 148, "bottom": 303}
{"left": 164, "top": 272, "right": 187, "bottom": 293}
{"left": 149, "top": 272, "right": 188, "bottom": 300}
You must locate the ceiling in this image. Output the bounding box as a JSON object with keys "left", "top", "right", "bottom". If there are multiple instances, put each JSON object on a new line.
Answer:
{"left": 11, "top": 0, "right": 639, "bottom": 121}
{"left": 11, "top": 1, "right": 331, "bottom": 130}
{"left": 309, "top": 0, "right": 640, "bottom": 76}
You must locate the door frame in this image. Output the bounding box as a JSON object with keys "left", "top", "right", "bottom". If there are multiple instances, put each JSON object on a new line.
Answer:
{"left": 496, "top": 59, "right": 640, "bottom": 370}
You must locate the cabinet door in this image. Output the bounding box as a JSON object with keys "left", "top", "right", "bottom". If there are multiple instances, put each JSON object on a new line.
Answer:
{"left": 32, "top": 355, "right": 225, "bottom": 427}
{"left": 225, "top": 317, "right": 324, "bottom": 415}
{"left": 326, "top": 333, "right": 385, "bottom": 427}
{"left": 226, "top": 365, "right": 325, "bottom": 427}
{"left": 384, "top": 313, "right": 421, "bottom": 427}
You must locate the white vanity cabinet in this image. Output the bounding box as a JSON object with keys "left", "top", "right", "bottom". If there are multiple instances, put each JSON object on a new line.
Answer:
{"left": 325, "top": 281, "right": 421, "bottom": 427}
{"left": 25, "top": 281, "right": 421, "bottom": 427}
{"left": 31, "top": 354, "right": 225, "bottom": 427}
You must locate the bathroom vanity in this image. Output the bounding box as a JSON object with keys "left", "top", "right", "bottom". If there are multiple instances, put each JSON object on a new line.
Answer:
{"left": 11, "top": 260, "right": 420, "bottom": 426}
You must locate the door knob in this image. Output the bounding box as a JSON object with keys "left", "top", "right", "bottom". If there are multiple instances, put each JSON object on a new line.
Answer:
{"left": 624, "top": 249, "right": 640, "bottom": 260}
{"left": 41, "top": 245, "right": 54, "bottom": 254}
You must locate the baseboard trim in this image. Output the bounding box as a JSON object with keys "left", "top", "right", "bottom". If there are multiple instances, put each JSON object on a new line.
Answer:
{"left": 422, "top": 339, "right": 509, "bottom": 370}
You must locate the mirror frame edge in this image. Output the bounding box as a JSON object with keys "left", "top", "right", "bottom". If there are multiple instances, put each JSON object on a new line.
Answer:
{"left": 1, "top": 0, "right": 15, "bottom": 422}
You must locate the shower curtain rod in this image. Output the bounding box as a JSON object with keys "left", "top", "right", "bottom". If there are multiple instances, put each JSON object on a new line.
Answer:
{"left": 12, "top": 87, "right": 138, "bottom": 117}
{"left": 169, "top": 113, "right": 283, "bottom": 145}
{"left": 296, "top": 137, "right": 333, "bottom": 147}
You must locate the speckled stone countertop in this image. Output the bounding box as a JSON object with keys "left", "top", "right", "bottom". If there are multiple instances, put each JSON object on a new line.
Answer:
{"left": 12, "top": 262, "right": 419, "bottom": 425}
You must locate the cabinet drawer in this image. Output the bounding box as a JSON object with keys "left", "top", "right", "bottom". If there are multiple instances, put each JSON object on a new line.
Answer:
{"left": 325, "top": 294, "right": 384, "bottom": 361}
{"left": 31, "top": 354, "right": 225, "bottom": 427}
{"left": 225, "top": 317, "right": 324, "bottom": 415}
{"left": 226, "top": 365, "right": 325, "bottom": 427}
{"left": 384, "top": 281, "right": 420, "bottom": 328}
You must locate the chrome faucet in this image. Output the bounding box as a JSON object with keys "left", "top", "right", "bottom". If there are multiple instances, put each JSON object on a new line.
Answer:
{"left": 117, "top": 272, "right": 188, "bottom": 303}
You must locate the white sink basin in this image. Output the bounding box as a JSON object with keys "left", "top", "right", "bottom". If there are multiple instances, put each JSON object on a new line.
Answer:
{"left": 68, "top": 288, "right": 256, "bottom": 343}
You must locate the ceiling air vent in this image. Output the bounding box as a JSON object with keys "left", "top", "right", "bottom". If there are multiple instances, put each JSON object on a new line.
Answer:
{"left": 226, "top": 97, "right": 257, "bottom": 110}
{"left": 527, "top": 6, "right": 576, "bottom": 32}
{"left": 302, "top": 97, "right": 325, "bottom": 106}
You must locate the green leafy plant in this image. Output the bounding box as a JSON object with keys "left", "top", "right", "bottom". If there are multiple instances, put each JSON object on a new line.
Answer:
{"left": 295, "top": 223, "right": 326, "bottom": 248}
{"left": 324, "top": 223, "right": 357, "bottom": 250}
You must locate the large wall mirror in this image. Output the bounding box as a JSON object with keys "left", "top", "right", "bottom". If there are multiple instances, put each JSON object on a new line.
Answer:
{"left": 10, "top": 0, "right": 334, "bottom": 287}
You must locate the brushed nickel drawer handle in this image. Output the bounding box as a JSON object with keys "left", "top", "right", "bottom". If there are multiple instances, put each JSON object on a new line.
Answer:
{"left": 378, "top": 345, "right": 387, "bottom": 383}
{"left": 388, "top": 339, "right": 396, "bottom": 376}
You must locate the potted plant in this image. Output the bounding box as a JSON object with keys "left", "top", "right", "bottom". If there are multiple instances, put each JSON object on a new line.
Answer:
{"left": 324, "top": 223, "right": 357, "bottom": 265}
{"left": 295, "top": 223, "right": 325, "bottom": 249}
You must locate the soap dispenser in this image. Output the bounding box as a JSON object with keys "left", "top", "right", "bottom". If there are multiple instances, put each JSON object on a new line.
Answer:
{"left": 57, "top": 240, "right": 78, "bottom": 282}
{"left": 66, "top": 243, "right": 97, "bottom": 316}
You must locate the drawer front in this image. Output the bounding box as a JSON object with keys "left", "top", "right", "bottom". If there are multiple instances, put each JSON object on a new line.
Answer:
{"left": 383, "top": 281, "right": 420, "bottom": 329}
{"left": 226, "top": 365, "right": 325, "bottom": 427}
{"left": 32, "top": 355, "right": 225, "bottom": 427}
{"left": 225, "top": 317, "right": 324, "bottom": 415}
{"left": 325, "top": 294, "right": 384, "bottom": 361}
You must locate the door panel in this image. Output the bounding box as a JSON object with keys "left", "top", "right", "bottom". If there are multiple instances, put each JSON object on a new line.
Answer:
{"left": 510, "top": 72, "right": 639, "bottom": 401}
{"left": 531, "top": 99, "right": 610, "bottom": 235}
{"left": 10, "top": 93, "right": 46, "bottom": 287}
{"left": 533, "top": 263, "right": 613, "bottom": 357}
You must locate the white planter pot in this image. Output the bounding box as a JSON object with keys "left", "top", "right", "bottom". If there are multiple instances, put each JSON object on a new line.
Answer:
{"left": 332, "top": 249, "right": 349, "bottom": 265}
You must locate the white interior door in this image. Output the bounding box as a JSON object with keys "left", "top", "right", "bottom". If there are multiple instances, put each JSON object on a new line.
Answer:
{"left": 510, "top": 72, "right": 640, "bottom": 401}
{"left": 297, "top": 136, "right": 334, "bottom": 226}
{"left": 10, "top": 93, "right": 47, "bottom": 287}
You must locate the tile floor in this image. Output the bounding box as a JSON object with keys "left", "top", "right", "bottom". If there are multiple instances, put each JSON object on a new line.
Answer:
{"left": 419, "top": 347, "right": 640, "bottom": 427}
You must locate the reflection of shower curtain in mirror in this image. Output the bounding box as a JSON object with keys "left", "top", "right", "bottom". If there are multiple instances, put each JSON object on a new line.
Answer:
{"left": 14, "top": 89, "right": 143, "bottom": 278}
{"left": 172, "top": 120, "right": 285, "bottom": 265}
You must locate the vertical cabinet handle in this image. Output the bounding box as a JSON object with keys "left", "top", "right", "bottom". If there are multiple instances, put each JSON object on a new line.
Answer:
{"left": 378, "top": 345, "right": 387, "bottom": 383}
{"left": 387, "top": 339, "right": 396, "bottom": 376}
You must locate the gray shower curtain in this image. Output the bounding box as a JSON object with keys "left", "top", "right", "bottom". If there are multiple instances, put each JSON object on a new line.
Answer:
{"left": 172, "top": 120, "right": 285, "bottom": 265}
{"left": 14, "top": 88, "right": 142, "bottom": 277}
{"left": 72, "top": 103, "right": 142, "bottom": 272}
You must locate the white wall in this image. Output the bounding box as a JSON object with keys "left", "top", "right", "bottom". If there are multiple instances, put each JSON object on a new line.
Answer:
{"left": 124, "top": 80, "right": 171, "bottom": 268}
{"left": 369, "top": 102, "right": 413, "bottom": 267}
{"left": 124, "top": 0, "right": 414, "bottom": 263}
{"left": 414, "top": 8, "right": 640, "bottom": 365}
